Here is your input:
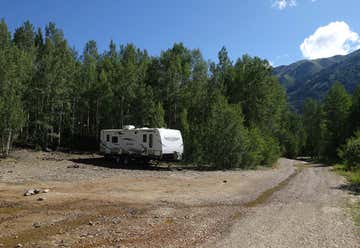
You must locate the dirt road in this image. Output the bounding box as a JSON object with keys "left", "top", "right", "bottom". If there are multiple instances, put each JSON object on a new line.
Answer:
{"left": 206, "top": 164, "right": 360, "bottom": 248}
{"left": 0, "top": 150, "right": 358, "bottom": 247}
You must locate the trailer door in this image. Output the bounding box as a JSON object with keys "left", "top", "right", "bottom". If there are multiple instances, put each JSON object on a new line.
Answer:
{"left": 149, "top": 134, "right": 153, "bottom": 148}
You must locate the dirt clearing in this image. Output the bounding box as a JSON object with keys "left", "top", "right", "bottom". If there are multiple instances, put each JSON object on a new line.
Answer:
{"left": 0, "top": 150, "right": 358, "bottom": 247}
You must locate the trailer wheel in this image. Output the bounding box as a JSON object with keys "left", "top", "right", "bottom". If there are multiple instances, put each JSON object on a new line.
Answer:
{"left": 122, "top": 156, "right": 130, "bottom": 166}
{"left": 115, "top": 156, "right": 121, "bottom": 165}
{"left": 142, "top": 158, "right": 151, "bottom": 165}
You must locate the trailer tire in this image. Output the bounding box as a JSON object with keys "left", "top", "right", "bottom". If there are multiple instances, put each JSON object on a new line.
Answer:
{"left": 122, "top": 156, "right": 130, "bottom": 166}
{"left": 115, "top": 156, "right": 121, "bottom": 165}
{"left": 142, "top": 157, "right": 151, "bottom": 165}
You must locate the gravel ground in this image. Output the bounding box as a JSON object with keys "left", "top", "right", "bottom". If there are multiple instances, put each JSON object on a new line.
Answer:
{"left": 0, "top": 150, "right": 358, "bottom": 247}
{"left": 208, "top": 164, "right": 360, "bottom": 248}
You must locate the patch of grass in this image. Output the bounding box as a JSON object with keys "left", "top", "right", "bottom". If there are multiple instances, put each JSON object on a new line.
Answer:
{"left": 350, "top": 202, "right": 360, "bottom": 228}
{"left": 333, "top": 164, "right": 360, "bottom": 228}
{"left": 333, "top": 164, "right": 360, "bottom": 184}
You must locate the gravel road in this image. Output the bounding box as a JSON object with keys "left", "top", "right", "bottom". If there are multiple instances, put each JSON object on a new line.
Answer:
{"left": 208, "top": 164, "right": 360, "bottom": 248}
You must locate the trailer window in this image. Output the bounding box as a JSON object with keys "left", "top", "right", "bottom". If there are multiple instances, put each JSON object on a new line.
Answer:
{"left": 149, "top": 134, "right": 153, "bottom": 148}
{"left": 143, "top": 134, "right": 147, "bottom": 143}
{"left": 112, "top": 136, "right": 118, "bottom": 144}
{"left": 106, "top": 135, "right": 110, "bottom": 142}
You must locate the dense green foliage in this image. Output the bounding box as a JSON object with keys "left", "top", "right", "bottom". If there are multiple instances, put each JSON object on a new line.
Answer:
{"left": 0, "top": 19, "right": 295, "bottom": 169}
{"left": 279, "top": 111, "right": 306, "bottom": 158}
{"left": 322, "top": 82, "right": 352, "bottom": 160}
{"left": 274, "top": 50, "right": 360, "bottom": 109}
{"left": 201, "top": 94, "right": 248, "bottom": 169}
{"left": 302, "top": 98, "right": 323, "bottom": 158}
{"left": 338, "top": 131, "right": 360, "bottom": 169}
{"left": 301, "top": 83, "right": 360, "bottom": 168}
{"left": 0, "top": 20, "right": 31, "bottom": 156}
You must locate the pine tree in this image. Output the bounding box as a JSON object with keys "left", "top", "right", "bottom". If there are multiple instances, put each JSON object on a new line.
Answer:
{"left": 349, "top": 85, "right": 360, "bottom": 135}
{"left": 13, "top": 20, "right": 36, "bottom": 51}
{"left": 0, "top": 19, "right": 10, "bottom": 49}
{"left": 322, "top": 82, "right": 352, "bottom": 160}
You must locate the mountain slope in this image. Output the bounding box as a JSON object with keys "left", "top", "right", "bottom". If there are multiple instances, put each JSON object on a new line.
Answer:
{"left": 274, "top": 49, "right": 360, "bottom": 109}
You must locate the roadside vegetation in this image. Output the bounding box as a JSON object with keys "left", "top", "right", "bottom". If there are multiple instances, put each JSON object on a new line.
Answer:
{"left": 332, "top": 131, "right": 360, "bottom": 194}
{"left": 302, "top": 84, "right": 360, "bottom": 180}
{"left": 333, "top": 164, "right": 360, "bottom": 185}
{"left": 333, "top": 164, "right": 360, "bottom": 228}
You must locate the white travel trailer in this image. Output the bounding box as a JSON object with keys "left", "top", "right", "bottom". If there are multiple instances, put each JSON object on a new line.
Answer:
{"left": 100, "top": 125, "right": 183, "bottom": 164}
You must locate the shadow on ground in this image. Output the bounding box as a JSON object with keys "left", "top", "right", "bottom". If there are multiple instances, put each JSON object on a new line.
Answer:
{"left": 305, "top": 163, "right": 333, "bottom": 168}
{"left": 295, "top": 157, "right": 332, "bottom": 168}
{"left": 70, "top": 157, "right": 169, "bottom": 171}
{"left": 334, "top": 183, "right": 360, "bottom": 196}
{"left": 296, "top": 158, "right": 359, "bottom": 195}
{"left": 69, "top": 157, "right": 218, "bottom": 172}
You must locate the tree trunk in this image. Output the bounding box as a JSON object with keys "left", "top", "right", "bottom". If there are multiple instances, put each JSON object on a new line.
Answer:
{"left": 96, "top": 99, "right": 99, "bottom": 141}
{"left": 5, "top": 129, "right": 12, "bottom": 157}
{"left": 1, "top": 136, "right": 4, "bottom": 156}
{"left": 87, "top": 109, "right": 90, "bottom": 136}
{"left": 121, "top": 96, "right": 124, "bottom": 128}
{"left": 58, "top": 106, "right": 62, "bottom": 148}
{"left": 71, "top": 97, "right": 75, "bottom": 139}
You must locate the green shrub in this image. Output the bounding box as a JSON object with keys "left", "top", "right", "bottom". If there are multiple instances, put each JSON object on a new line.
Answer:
{"left": 262, "top": 134, "right": 281, "bottom": 166}
{"left": 242, "top": 128, "right": 265, "bottom": 168}
{"left": 333, "top": 164, "right": 360, "bottom": 184}
{"left": 202, "top": 95, "right": 249, "bottom": 169}
{"left": 338, "top": 131, "right": 360, "bottom": 169}
{"left": 242, "top": 128, "right": 281, "bottom": 167}
{"left": 191, "top": 92, "right": 282, "bottom": 170}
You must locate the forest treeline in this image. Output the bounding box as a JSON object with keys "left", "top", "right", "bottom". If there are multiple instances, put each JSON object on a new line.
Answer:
{"left": 0, "top": 19, "right": 359, "bottom": 170}
{"left": 301, "top": 83, "right": 360, "bottom": 171}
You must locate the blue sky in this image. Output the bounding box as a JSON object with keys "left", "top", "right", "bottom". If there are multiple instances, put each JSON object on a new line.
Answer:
{"left": 2, "top": 0, "right": 360, "bottom": 66}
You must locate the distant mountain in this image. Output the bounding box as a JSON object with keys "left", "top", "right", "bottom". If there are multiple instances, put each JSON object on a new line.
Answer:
{"left": 274, "top": 49, "right": 360, "bottom": 110}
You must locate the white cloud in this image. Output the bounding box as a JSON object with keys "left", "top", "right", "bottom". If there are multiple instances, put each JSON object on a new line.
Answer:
{"left": 273, "top": 0, "right": 297, "bottom": 10}
{"left": 300, "top": 21, "right": 360, "bottom": 60}
{"left": 272, "top": 0, "right": 317, "bottom": 10}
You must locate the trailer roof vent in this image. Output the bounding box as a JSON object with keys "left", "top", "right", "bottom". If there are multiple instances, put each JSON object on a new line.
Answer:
{"left": 123, "top": 125, "right": 135, "bottom": 130}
